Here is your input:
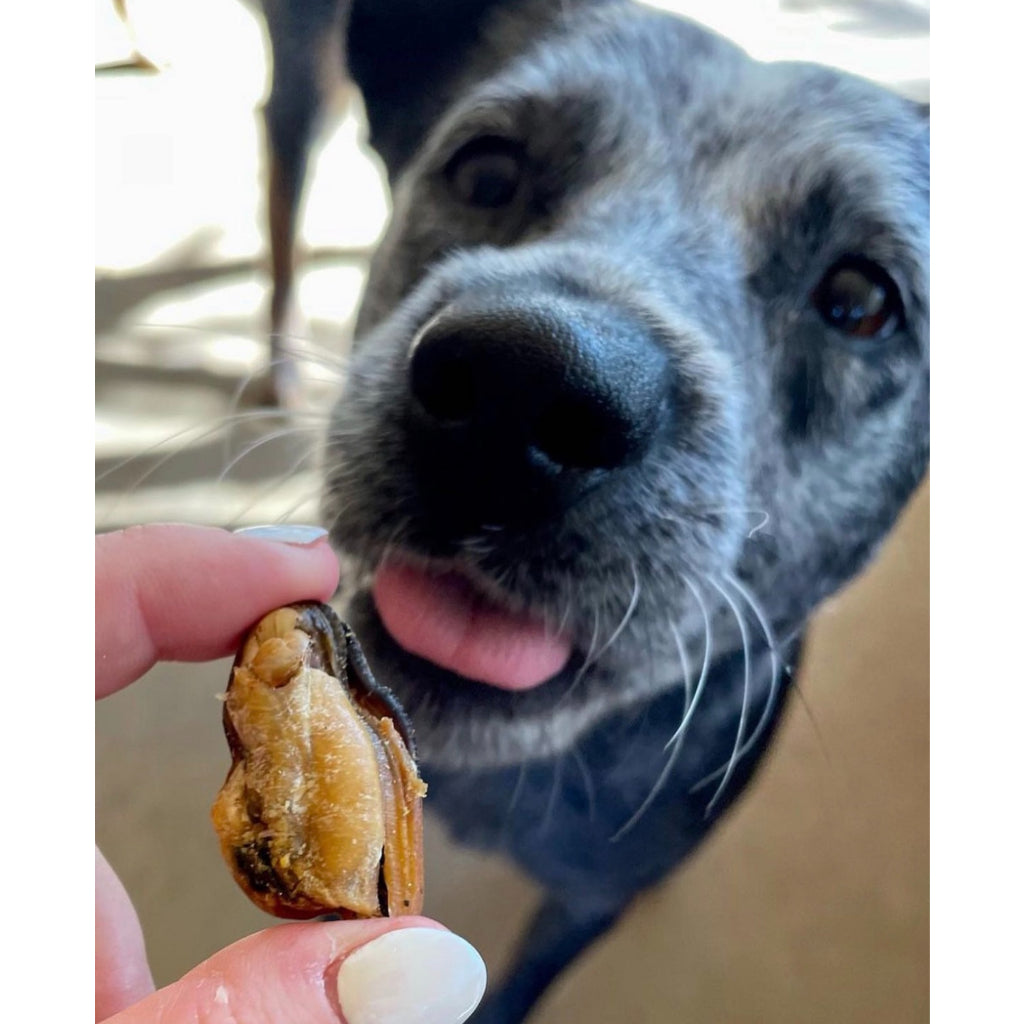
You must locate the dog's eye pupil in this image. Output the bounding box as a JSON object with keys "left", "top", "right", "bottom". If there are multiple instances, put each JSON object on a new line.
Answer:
{"left": 446, "top": 138, "right": 524, "bottom": 208}
{"left": 812, "top": 258, "right": 903, "bottom": 340}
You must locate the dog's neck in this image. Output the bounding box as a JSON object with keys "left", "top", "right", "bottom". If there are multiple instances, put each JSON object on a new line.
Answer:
{"left": 422, "top": 635, "right": 801, "bottom": 887}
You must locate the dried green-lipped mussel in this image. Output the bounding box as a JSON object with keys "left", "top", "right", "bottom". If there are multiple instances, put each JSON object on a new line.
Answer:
{"left": 211, "top": 602, "right": 426, "bottom": 919}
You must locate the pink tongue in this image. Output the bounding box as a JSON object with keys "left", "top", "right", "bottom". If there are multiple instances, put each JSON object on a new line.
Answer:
{"left": 372, "top": 562, "right": 571, "bottom": 690}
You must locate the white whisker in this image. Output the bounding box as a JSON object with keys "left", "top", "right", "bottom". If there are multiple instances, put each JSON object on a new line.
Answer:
{"left": 136, "top": 321, "right": 350, "bottom": 377}
{"left": 690, "top": 573, "right": 785, "bottom": 793}
{"left": 722, "top": 572, "right": 781, "bottom": 754}
{"left": 666, "top": 576, "right": 713, "bottom": 747}
{"left": 556, "top": 577, "right": 576, "bottom": 638}
{"left": 570, "top": 744, "right": 597, "bottom": 824}
{"left": 672, "top": 613, "right": 695, "bottom": 714}
{"left": 96, "top": 407, "right": 324, "bottom": 487}
{"left": 225, "top": 447, "right": 321, "bottom": 528}
{"left": 655, "top": 507, "right": 772, "bottom": 539}
{"left": 540, "top": 754, "right": 564, "bottom": 836}
{"left": 96, "top": 410, "right": 334, "bottom": 529}
{"left": 502, "top": 762, "right": 531, "bottom": 833}
{"left": 272, "top": 482, "right": 326, "bottom": 524}
{"left": 610, "top": 594, "right": 710, "bottom": 841}
{"left": 558, "top": 607, "right": 603, "bottom": 708}
{"left": 216, "top": 425, "right": 324, "bottom": 485}
{"left": 591, "top": 561, "right": 641, "bottom": 665}
{"left": 744, "top": 510, "right": 771, "bottom": 538}
{"left": 700, "top": 577, "right": 752, "bottom": 816}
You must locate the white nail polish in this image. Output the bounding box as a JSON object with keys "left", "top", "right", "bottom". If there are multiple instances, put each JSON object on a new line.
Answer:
{"left": 336, "top": 928, "right": 487, "bottom": 1024}
{"left": 232, "top": 524, "right": 328, "bottom": 545}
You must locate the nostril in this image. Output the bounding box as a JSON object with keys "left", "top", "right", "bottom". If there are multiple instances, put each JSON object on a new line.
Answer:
{"left": 409, "top": 329, "right": 476, "bottom": 425}
{"left": 532, "top": 398, "right": 635, "bottom": 470}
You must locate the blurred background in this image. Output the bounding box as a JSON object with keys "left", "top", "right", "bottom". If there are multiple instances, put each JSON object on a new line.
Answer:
{"left": 95, "top": 1, "right": 929, "bottom": 1020}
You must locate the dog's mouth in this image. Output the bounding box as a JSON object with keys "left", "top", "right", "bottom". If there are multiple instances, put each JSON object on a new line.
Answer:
{"left": 371, "top": 558, "right": 573, "bottom": 690}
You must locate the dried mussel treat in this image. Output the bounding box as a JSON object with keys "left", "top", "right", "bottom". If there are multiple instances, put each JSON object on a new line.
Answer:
{"left": 211, "top": 602, "right": 427, "bottom": 919}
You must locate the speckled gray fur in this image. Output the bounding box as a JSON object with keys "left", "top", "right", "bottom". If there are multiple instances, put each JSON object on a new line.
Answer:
{"left": 320, "top": 0, "right": 929, "bottom": 775}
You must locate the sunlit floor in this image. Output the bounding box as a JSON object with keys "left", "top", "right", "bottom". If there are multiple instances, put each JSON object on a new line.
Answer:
{"left": 96, "top": 2, "right": 929, "bottom": 1021}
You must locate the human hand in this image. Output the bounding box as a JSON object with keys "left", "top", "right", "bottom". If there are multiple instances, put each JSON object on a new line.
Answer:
{"left": 95, "top": 523, "right": 486, "bottom": 1024}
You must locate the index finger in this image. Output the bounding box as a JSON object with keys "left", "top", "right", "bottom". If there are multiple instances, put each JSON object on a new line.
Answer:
{"left": 96, "top": 524, "right": 340, "bottom": 699}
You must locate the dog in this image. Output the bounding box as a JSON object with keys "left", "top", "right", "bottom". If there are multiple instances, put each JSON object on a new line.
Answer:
{"left": 258, "top": 2, "right": 929, "bottom": 1020}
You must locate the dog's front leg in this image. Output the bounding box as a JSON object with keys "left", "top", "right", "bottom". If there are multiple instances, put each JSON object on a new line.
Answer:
{"left": 473, "top": 893, "right": 627, "bottom": 1024}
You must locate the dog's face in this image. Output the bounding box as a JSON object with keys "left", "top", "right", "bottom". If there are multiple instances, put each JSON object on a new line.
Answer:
{"left": 322, "top": 2, "right": 929, "bottom": 769}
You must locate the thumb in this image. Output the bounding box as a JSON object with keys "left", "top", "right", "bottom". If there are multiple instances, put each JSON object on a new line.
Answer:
{"left": 104, "top": 919, "right": 487, "bottom": 1024}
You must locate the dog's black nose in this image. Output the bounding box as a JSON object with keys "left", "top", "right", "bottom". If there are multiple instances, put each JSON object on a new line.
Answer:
{"left": 406, "top": 297, "right": 671, "bottom": 528}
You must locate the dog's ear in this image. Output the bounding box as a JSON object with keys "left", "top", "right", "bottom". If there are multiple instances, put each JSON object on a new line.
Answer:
{"left": 346, "top": 0, "right": 517, "bottom": 179}
{"left": 346, "top": 0, "right": 595, "bottom": 180}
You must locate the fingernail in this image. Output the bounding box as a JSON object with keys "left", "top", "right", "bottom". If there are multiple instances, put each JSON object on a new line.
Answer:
{"left": 336, "top": 928, "right": 486, "bottom": 1024}
{"left": 232, "top": 524, "right": 328, "bottom": 546}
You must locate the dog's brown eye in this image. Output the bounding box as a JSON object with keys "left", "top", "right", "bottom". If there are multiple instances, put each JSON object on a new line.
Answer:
{"left": 812, "top": 257, "right": 904, "bottom": 340}
{"left": 445, "top": 136, "right": 526, "bottom": 208}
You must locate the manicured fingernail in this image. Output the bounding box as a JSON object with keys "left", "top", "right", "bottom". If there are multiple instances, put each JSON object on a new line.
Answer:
{"left": 232, "top": 524, "right": 328, "bottom": 546}
{"left": 336, "top": 928, "right": 486, "bottom": 1024}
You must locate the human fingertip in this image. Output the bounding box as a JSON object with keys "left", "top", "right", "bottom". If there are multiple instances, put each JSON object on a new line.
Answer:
{"left": 232, "top": 524, "right": 330, "bottom": 546}
{"left": 334, "top": 927, "right": 487, "bottom": 1024}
